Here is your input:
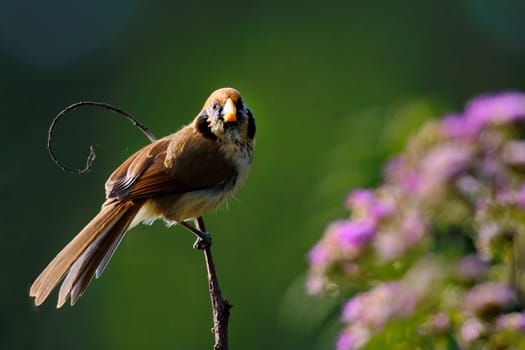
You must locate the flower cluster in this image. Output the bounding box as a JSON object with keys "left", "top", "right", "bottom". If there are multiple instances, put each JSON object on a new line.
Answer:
{"left": 308, "top": 92, "right": 525, "bottom": 349}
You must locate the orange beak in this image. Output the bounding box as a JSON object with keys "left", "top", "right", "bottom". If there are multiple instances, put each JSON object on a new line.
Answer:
{"left": 223, "top": 98, "right": 237, "bottom": 123}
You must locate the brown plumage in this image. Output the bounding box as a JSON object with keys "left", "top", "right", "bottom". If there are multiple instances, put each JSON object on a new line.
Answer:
{"left": 30, "top": 87, "right": 255, "bottom": 308}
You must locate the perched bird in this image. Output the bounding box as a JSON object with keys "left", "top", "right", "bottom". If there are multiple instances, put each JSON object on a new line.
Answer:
{"left": 30, "top": 87, "right": 256, "bottom": 308}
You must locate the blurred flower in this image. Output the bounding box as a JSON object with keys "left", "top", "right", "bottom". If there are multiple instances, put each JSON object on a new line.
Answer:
{"left": 428, "top": 312, "right": 451, "bottom": 334}
{"left": 417, "top": 143, "right": 473, "bottom": 199}
{"left": 441, "top": 113, "right": 479, "bottom": 139}
{"left": 454, "top": 254, "right": 487, "bottom": 282}
{"left": 460, "top": 317, "right": 485, "bottom": 343}
{"left": 463, "top": 282, "right": 516, "bottom": 317}
{"left": 305, "top": 274, "right": 326, "bottom": 295}
{"left": 335, "top": 331, "right": 355, "bottom": 350}
{"left": 398, "top": 210, "right": 426, "bottom": 245}
{"left": 342, "top": 295, "right": 366, "bottom": 324}
{"left": 345, "top": 189, "right": 394, "bottom": 224}
{"left": 373, "top": 230, "right": 407, "bottom": 261}
{"left": 419, "top": 312, "right": 451, "bottom": 336}
{"left": 340, "top": 258, "right": 443, "bottom": 341}
{"left": 455, "top": 175, "right": 481, "bottom": 198}
{"left": 496, "top": 312, "right": 525, "bottom": 331}
{"left": 346, "top": 189, "right": 375, "bottom": 210}
{"left": 373, "top": 209, "right": 427, "bottom": 261}
{"left": 308, "top": 244, "right": 330, "bottom": 269}
{"left": 502, "top": 140, "right": 525, "bottom": 166}
{"left": 475, "top": 222, "right": 503, "bottom": 260}
{"left": 306, "top": 219, "right": 376, "bottom": 294}
{"left": 336, "top": 325, "right": 370, "bottom": 350}
{"left": 384, "top": 157, "right": 421, "bottom": 195}
{"left": 341, "top": 282, "right": 413, "bottom": 331}
{"left": 465, "top": 92, "right": 525, "bottom": 127}
{"left": 307, "top": 91, "right": 525, "bottom": 349}
{"left": 479, "top": 152, "right": 504, "bottom": 179}
{"left": 517, "top": 183, "right": 525, "bottom": 209}
{"left": 336, "top": 220, "right": 375, "bottom": 253}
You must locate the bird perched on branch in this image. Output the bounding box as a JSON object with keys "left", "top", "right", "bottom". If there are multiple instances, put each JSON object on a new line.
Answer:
{"left": 30, "top": 87, "right": 256, "bottom": 308}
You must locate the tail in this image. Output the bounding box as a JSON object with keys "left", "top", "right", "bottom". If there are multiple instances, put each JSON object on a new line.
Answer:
{"left": 30, "top": 199, "right": 144, "bottom": 308}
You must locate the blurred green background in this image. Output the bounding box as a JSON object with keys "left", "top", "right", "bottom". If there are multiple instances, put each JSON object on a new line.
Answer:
{"left": 2, "top": 1, "right": 525, "bottom": 349}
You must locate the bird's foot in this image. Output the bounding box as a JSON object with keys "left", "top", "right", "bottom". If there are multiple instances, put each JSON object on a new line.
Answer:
{"left": 193, "top": 231, "right": 212, "bottom": 250}
{"left": 178, "top": 220, "right": 212, "bottom": 250}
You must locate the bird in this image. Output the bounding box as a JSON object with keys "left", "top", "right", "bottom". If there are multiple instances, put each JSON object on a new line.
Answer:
{"left": 30, "top": 87, "right": 256, "bottom": 308}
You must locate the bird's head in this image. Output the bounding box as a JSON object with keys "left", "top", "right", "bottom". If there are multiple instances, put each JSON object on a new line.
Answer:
{"left": 195, "top": 87, "right": 256, "bottom": 144}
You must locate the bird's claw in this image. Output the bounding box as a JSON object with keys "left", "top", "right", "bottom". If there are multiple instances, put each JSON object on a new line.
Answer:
{"left": 193, "top": 231, "right": 212, "bottom": 250}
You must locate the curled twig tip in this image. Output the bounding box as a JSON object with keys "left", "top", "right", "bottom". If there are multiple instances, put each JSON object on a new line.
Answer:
{"left": 47, "top": 101, "right": 157, "bottom": 174}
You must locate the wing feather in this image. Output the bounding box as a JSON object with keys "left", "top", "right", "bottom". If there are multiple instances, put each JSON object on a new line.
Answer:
{"left": 104, "top": 127, "right": 237, "bottom": 203}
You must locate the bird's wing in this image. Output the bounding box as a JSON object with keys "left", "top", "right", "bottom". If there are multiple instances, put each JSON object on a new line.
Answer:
{"left": 104, "top": 127, "right": 237, "bottom": 201}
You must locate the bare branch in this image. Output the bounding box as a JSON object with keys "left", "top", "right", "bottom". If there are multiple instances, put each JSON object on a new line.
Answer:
{"left": 195, "top": 217, "right": 232, "bottom": 350}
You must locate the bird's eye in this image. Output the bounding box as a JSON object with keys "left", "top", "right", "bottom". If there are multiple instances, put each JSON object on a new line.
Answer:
{"left": 211, "top": 100, "right": 219, "bottom": 111}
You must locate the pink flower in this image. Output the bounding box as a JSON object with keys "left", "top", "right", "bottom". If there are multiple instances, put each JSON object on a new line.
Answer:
{"left": 496, "top": 312, "right": 525, "bottom": 331}
{"left": 417, "top": 143, "right": 473, "bottom": 198}
{"left": 336, "top": 220, "right": 375, "bottom": 252}
{"left": 455, "top": 255, "right": 487, "bottom": 281}
{"left": 342, "top": 295, "right": 365, "bottom": 323}
{"left": 336, "top": 325, "right": 370, "bottom": 350}
{"left": 466, "top": 92, "right": 525, "bottom": 127}
{"left": 346, "top": 189, "right": 394, "bottom": 224}
{"left": 460, "top": 318, "right": 485, "bottom": 342}
{"left": 308, "top": 244, "right": 330, "bottom": 269}
{"left": 517, "top": 183, "right": 525, "bottom": 209}
{"left": 428, "top": 313, "right": 451, "bottom": 334}
{"left": 341, "top": 283, "right": 415, "bottom": 331}
{"left": 441, "top": 113, "right": 479, "bottom": 138}
{"left": 335, "top": 332, "right": 355, "bottom": 350}
{"left": 385, "top": 157, "right": 421, "bottom": 195}
{"left": 346, "top": 189, "right": 375, "bottom": 210}
{"left": 463, "top": 282, "right": 516, "bottom": 316}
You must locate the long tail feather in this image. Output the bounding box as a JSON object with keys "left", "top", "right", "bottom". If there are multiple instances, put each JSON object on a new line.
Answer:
{"left": 96, "top": 229, "right": 127, "bottom": 279}
{"left": 57, "top": 203, "right": 140, "bottom": 307}
{"left": 29, "top": 200, "right": 141, "bottom": 307}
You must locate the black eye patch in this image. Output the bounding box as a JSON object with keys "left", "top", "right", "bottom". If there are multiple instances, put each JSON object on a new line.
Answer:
{"left": 247, "top": 109, "right": 256, "bottom": 139}
{"left": 196, "top": 113, "right": 217, "bottom": 140}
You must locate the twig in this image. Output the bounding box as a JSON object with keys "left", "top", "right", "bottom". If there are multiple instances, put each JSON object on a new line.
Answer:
{"left": 47, "top": 101, "right": 157, "bottom": 174}
{"left": 195, "top": 217, "right": 232, "bottom": 350}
